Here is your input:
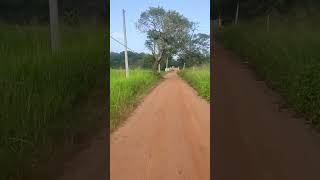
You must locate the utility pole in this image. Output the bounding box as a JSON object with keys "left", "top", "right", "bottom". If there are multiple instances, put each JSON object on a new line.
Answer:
{"left": 235, "top": 0, "right": 240, "bottom": 25}
{"left": 123, "top": 9, "right": 129, "bottom": 78}
{"left": 49, "top": 0, "right": 60, "bottom": 52}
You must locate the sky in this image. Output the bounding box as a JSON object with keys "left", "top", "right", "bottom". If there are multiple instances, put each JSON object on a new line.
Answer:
{"left": 110, "top": 0, "right": 210, "bottom": 53}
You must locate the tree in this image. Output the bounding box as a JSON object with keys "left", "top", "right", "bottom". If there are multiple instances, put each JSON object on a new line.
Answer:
{"left": 0, "top": 0, "right": 107, "bottom": 24}
{"left": 176, "top": 30, "right": 210, "bottom": 68}
{"left": 213, "top": 0, "right": 320, "bottom": 21}
{"left": 110, "top": 51, "right": 155, "bottom": 69}
{"left": 192, "top": 33, "right": 210, "bottom": 56}
{"left": 136, "top": 7, "right": 194, "bottom": 71}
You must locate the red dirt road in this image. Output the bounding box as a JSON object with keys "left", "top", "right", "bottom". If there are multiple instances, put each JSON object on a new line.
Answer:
{"left": 111, "top": 71, "right": 210, "bottom": 180}
{"left": 56, "top": 132, "right": 108, "bottom": 180}
{"left": 213, "top": 44, "right": 320, "bottom": 180}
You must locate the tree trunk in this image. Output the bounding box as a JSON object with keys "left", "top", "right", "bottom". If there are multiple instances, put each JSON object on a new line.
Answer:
{"left": 152, "top": 57, "right": 162, "bottom": 73}
{"left": 152, "top": 60, "right": 158, "bottom": 70}
{"left": 166, "top": 57, "right": 168, "bottom": 69}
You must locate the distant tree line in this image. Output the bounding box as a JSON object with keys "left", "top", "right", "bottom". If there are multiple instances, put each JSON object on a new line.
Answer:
{"left": 110, "top": 50, "right": 209, "bottom": 69}
{"left": 212, "top": 0, "right": 320, "bottom": 21}
{"left": 0, "top": 0, "right": 108, "bottom": 24}
{"left": 110, "top": 51, "right": 154, "bottom": 69}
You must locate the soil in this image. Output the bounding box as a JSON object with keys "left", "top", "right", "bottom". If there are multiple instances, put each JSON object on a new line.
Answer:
{"left": 213, "top": 43, "right": 320, "bottom": 180}
{"left": 110, "top": 71, "right": 210, "bottom": 180}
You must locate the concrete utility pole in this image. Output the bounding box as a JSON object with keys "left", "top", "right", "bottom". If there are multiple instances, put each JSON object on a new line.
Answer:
{"left": 49, "top": 0, "right": 60, "bottom": 52}
{"left": 235, "top": 0, "right": 240, "bottom": 25}
{"left": 123, "top": 9, "right": 129, "bottom": 78}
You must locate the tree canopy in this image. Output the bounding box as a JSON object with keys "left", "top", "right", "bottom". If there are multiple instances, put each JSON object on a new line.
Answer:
{"left": 0, "top": 0, "right": 107, "bottom": 24}
{"left": 110, "top": 51, "right": 154, "bottom": 69}
{"left": 137, "top": 7, "right": 209, "bottom": 70}
{"left": 212, "top": 0, "right": 320, "bottom": 21}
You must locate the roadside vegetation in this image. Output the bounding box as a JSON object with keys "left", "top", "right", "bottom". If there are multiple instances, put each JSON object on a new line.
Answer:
{"left": 110, "top": 69, "right": 161, "bottom": 131}
{"left": 179, "top": 65, "right": 210, "bottom": 101}
{"left": 217, "top": 16, "right": 320, "bottom": 128}
{"left": 110, "top": 6, "right": 210, "bottom": 131}
{"left": 0, "top": 25, "right": 106, "bottom": 180}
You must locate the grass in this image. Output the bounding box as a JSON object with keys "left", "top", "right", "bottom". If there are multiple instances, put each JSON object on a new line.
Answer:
{"left": 110, "top": 69, "right": 161, "bottom": 131}
{"left": 217, "top": 16, "right": 320, "bottom": 128}
{"left": 179, "top": 65, "right": 210, "bottom": 101}
{"left": 0, "top": 24, "right": 107, "bottom": 180}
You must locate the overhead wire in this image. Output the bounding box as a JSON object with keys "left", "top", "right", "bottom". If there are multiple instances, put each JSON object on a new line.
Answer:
{"left": 110, "top": 35, "right": 135, "bottom": 52}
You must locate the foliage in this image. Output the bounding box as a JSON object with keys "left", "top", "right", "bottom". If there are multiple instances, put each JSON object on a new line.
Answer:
{"left": 110, "top": 51, "right": 154, "bottom": 69}
{"left": 0, "top": 25, "right": 106, "bottom": 179}
{"left": 213, "top": 0, "right": 320, "bottom": 21}
{"left": 0, "top": 0, "right": 107, "bottom": 24}
{"left": 217, "top": 17, "right": 320, "bottom": 128}
{"left": 136, "top": 7, "right": 195, "bottom": 69}
{"left": 179, "top": 65, "right": 210, "bottom": 101}
{"left": 110, "top": 69, "right": 161, "bottom": 131}
{"left": 63, "top": 9, "right": 80, "bottom": 26}
{"left": 178, "top": 32, "right": 210, "bottom": 68}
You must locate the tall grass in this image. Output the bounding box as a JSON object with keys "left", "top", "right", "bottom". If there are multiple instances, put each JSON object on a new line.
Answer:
{"left": 217, "top": 16, "right": 320, "bottom": 128}
{"left": 179, "top": 65, "right": 210, "bottom": 101}
{"left": 0, "top": 25, "right": 107, "bottom": 179}
{"left": 110, "top": 69, "right": 160, "bottom": 131}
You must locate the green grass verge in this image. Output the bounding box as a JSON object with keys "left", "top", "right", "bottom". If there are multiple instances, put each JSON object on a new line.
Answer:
{"left": 110, "top": 69, "right": 161, "bottom": 131}
{"left": 0, "top": 25, "right": 107, "bottom": 180}
{"left": 217, "top": 16, "right": 320, "bottom": 128}
{"left": 179, "top": 65, "right": 210, "bottom": 101}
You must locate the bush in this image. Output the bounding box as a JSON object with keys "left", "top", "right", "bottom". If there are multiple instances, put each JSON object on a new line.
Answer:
{"left": 0, "top": 24, "right": 106, "bottom": 179}
{"left": 179, "top": 65, "right": 210, "bottom": 101}
{"left": 110, "top": 69, "right": 161, "bottom": 131}
{"left": 217, "top": 17, "right": 320, "bottom": 127}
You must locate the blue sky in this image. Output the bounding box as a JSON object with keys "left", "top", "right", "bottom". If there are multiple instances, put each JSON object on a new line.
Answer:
{"left": 110, "top": 0, "right": 210, "bottom": 53}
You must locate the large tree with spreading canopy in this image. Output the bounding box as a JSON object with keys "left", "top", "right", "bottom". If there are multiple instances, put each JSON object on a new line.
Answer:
{"left": 136, "top": 7, "right": 196, "bottom": 70}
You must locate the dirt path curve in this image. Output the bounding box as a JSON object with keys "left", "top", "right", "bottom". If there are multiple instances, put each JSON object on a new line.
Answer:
{"left": 111, "top": 71, "right": 210, "bottom": 180}
{"left": 213, "top": 43, "right": 320, "bottom": 180}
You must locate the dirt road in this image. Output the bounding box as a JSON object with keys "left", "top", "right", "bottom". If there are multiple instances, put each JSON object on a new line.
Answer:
{"left": 55, "top": 89, "right": 108, "bottom": 180}
{"left": 213, "top": 44, "right": 320, "bottom": 180}
{"left": 56, "top": 132, "right": 108, "bottom": 180}
{"left": 111, "top": 71, "right": 210, "bottom": 180}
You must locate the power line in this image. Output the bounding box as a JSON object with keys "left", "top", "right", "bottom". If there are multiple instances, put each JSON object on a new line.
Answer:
{"left": 110, "top": 35, "right": 134, "bottom": 52}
